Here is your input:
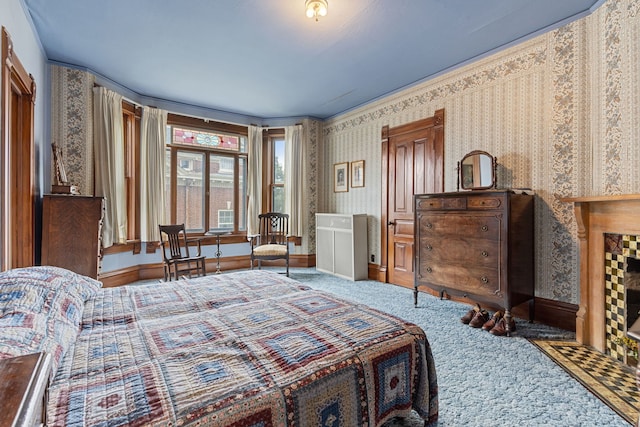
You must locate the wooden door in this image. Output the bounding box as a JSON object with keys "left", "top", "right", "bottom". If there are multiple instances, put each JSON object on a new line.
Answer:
{"left": 381, "top": 110, "right": 444, "bottom": 287}
{"left": 1, "top": 27, "right": 36, "bottom": 269}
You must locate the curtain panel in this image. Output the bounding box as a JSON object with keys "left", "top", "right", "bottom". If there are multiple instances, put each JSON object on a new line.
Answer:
{"left": 247, "top": 125, "right": 263, "bottom": 237}
{"left": 140, "top": 107, "right": 168, "bottom": 242}
{"left": 284, "top": 124, "right": 305, "bottom": 237}
{"left": 93, "top": 87, "right": 127, "bottom": 248}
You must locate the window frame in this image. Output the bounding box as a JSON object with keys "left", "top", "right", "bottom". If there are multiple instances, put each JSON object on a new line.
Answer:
{"left": 122, "top": 101, "right": 141, "bottom": 243}
{"left": 262, "top": 128, "right": 285, "bottom": 213}
{"left": 166, "top": 114, "right": 248, "bottom": 236}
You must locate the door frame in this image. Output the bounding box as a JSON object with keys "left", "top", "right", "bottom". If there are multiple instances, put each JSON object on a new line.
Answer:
{"left": 1, "top": 27, "right": 36, "bottom": 269}
{"left": 380, "top": 109, "right": 444, "bottom": 283}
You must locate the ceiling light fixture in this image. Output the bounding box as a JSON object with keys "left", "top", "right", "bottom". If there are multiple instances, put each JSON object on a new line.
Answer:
{"left": 305, "top": 0, "right": 328, "bottom": 21}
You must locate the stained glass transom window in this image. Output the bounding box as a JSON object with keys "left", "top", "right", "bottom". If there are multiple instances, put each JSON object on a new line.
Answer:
{"left": 172, "top": 127, "right": 239, "bottom": 151}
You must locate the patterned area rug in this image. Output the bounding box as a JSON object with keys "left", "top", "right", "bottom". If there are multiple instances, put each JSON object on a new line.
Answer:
{"left": 530, "top": 339, "right": 640, "bottom": 425}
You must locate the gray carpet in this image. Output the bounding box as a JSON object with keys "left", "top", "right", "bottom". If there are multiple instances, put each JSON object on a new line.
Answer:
{"left": 134, "top": 268, "right": 632, "bottom": 426}
{"left": 281, "top": 268, "right": 631, "bottom": 427}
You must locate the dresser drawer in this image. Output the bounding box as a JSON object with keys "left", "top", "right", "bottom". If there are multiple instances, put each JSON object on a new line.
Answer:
{"left": 417, "top": 212, "right": 502, "bottom": 240}
{"left": 416, "top": 262, "right": 502, "bottom": 298}
{"left": 419, "top": 236, "right": 499, "bottom": 267}
{"left": 417, "top": 197, "right": 467, "bottom": 210}
{"left": 467, "top": 195, "right": 503, "bottom": 209}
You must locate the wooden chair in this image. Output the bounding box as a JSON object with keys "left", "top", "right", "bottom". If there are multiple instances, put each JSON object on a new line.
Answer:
{"left": 158, "top": 224, "right": 207, "bottom": 281}
{"left": 249, "top": 212, "right": 289, "bottom": 276}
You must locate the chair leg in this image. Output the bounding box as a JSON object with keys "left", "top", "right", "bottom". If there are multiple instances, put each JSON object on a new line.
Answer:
{"left": 286, "top": 256, "right": 289, "bottom": 277}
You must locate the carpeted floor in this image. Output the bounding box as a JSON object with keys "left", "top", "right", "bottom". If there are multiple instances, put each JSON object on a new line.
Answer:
{"left": 133, "top": 268, "right": 635, "bottom": 426}
{"left": 281, "top": 268, "right": 633, "bottom": 426}
{"left": 530, "top": 339, "right": 640, "bottom": 425}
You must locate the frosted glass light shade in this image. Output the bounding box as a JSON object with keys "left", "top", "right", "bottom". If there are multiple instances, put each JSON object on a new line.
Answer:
{"left": 305, "top": 0, "right": 328, "bottom": 20}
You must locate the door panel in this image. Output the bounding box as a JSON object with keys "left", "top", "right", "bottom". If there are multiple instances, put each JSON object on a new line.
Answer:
{"left": 387, "top": 129, "right": 419, "bottom": 285}
{"left": 384, "top": 111, "right": 444, "bottom": 287}
{"left": 392, "top": 144, "right": 409, "bottom": 213}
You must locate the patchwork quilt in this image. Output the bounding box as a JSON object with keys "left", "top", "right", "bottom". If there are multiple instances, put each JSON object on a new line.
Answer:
{"left": 1, "top": 267, "right": 438, "bottom": 426}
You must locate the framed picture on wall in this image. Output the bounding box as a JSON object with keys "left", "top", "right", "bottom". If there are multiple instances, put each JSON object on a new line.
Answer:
{"left": 351, "top": 160, "right": 365, "bottom": 188}
{"left": 334, "top": 162, "right": 348, "bottom": 192}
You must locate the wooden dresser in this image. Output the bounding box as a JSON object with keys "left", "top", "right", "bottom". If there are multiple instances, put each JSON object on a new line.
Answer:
{"left": 41, "top": 195, "right": 104, "bottom": 279}
{"left": 414, "top": 190, "right": 534, "bottom": 333}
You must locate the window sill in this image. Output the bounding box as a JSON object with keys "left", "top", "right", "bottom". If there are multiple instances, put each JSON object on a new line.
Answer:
{"left": 103, "top": 240, "right": 142, "bottom": 255}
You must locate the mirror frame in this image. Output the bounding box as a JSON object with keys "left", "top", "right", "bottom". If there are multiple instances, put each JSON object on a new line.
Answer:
{"left": 458, "top": 150, "right": 496, "bottom": 191}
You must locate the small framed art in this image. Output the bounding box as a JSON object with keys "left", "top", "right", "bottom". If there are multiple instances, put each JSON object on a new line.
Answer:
{"left": 351, "top": 160, "right": 364, "bottom": 188}
{"left": 334, "top": 162, "right": 348, "bottom": 192}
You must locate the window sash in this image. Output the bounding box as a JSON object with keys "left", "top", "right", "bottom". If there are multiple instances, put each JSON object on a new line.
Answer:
{"left": 262, "top": 130, "right": 285, "bottom": 213}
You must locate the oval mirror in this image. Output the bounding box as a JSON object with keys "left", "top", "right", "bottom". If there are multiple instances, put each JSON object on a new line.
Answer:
{"left": 459, "top": 150, "right": 496, "bottom": 190}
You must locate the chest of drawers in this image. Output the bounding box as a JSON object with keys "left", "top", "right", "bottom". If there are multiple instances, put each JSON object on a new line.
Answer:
{"left": 41, "top": 195, "right": 105, "bottom": 279}
{"left": 414, "top": 191, "right": 534, "bottom": 333}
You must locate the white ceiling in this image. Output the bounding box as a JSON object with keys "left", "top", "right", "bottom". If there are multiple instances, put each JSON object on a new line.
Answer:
{"left": 23, "top": 0, "right": 600, "bottom": 120}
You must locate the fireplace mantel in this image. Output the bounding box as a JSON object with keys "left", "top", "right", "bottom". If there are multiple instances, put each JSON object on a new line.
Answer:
{"left": 562, "top": 194, "right": 640, "bottom": 352}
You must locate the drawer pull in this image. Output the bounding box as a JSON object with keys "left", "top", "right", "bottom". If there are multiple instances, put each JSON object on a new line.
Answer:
{"left": 426, "top": 244, "right": 433, "bottom": 251}
{"left": 426, "top": 267, "right": 433, "bottom": 273}
{"left": 481, "top": 250, "right": 488, "bottom": 257}
{"left": 481, "top": 276, "right": 489, "bottom": 283}
{"left": 426, "top": 223, "right": 433, "bottom": 229}
{"left": 481, "top": 225, "right": 489, "bottom": 232}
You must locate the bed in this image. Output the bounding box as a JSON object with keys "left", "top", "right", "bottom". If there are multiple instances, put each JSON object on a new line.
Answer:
{"left": 0, "top": 266, "right": 438, "bottom": 426}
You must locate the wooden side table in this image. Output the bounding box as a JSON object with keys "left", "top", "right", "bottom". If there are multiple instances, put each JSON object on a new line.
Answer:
{"left": 205, "top": 229, "right": 231, "bottom": 273}
{"left": 0, "top": 352, "right": 51, "bottom": 427}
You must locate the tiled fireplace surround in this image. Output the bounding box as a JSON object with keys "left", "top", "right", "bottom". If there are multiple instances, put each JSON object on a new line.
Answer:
{"left": 564, "top": 195, "right": 640, "bottom": 362}
{"left": 604, "top": 234, "right": 640, "bottom": 364}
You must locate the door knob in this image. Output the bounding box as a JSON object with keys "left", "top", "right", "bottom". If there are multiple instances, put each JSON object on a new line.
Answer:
{"left": 388, "top": 221, "right": 396, "bottom": 226}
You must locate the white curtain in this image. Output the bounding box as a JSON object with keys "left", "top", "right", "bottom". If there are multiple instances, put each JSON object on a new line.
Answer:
{"left": 284, "top": 124, "right": 305, "bottom": 237}
{"left": 140, "top": 107, "right": 168, "bottom": 242}
{"left": 93, "top": 87, "right": 127, "bottom": 248}
{"left": 247, "top": 125, "right": 263, "bottom": 237}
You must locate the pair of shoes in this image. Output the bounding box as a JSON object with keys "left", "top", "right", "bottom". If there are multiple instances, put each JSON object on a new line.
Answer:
{"left": 482, "top": 310, "right": 503, "bottom": 331}
{"left": 489, "top": 317, "right": 517, "bottom": 336}
{"left": 460, "top": 303, "right": 481, "bottom": 324}
{"left": 469, "top": 309, "right": 490, "bottom": 328}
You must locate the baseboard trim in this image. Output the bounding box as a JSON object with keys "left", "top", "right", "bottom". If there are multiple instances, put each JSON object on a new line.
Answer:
{"left": 533, "top": 297, "right": 577, "bottom": 332}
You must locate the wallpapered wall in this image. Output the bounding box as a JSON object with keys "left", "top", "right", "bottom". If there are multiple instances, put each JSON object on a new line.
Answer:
{"left": 51, "top": 0, "right": 640, "bottom": 304}
{"left": 322, "top": 0, "right": 640, "bottom": 304}
{"left": 51, "top": 65, "right": 95, "bottom": 196}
